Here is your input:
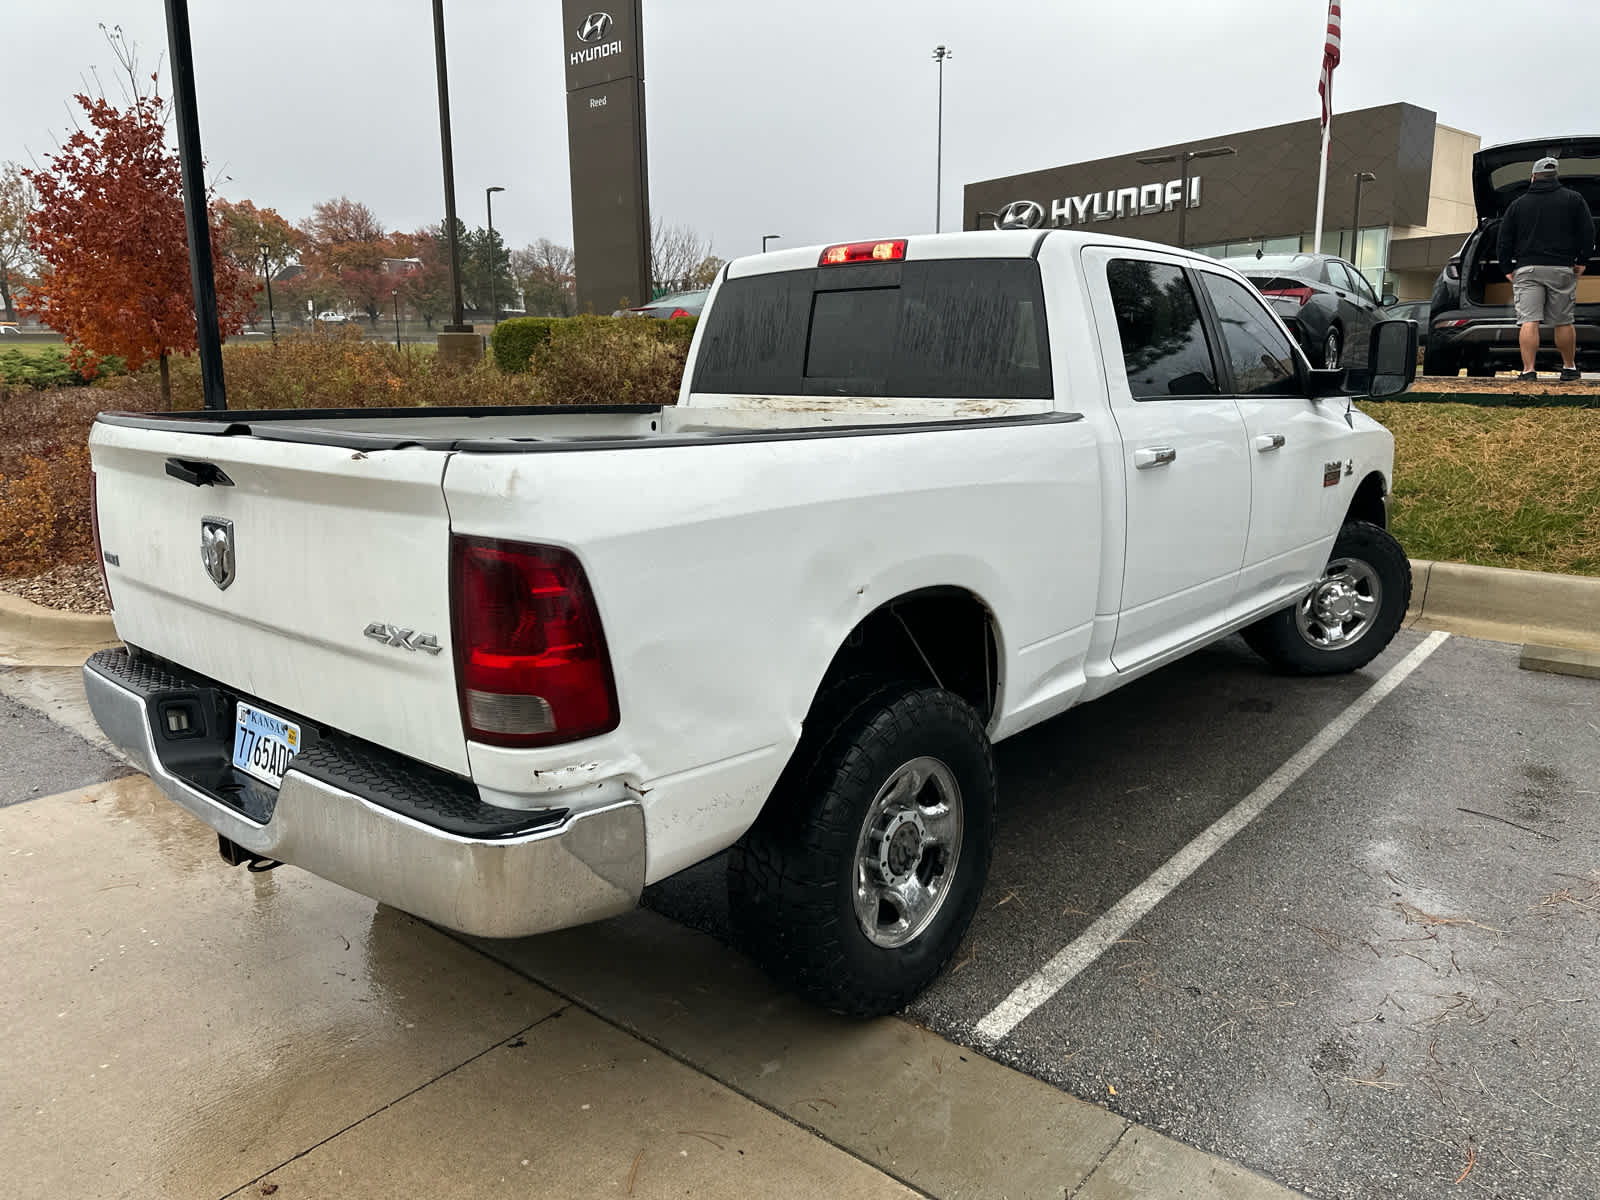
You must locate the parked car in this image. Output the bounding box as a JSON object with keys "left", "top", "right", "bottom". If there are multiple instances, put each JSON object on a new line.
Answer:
{"left": 1425, "top": 137, "right": 1600, "bottom": 377}
{"left": 1381, "top": 300, "right": 1431, "bottom": 355}
{"left": 82, "top": 231, "right": 1417, "bottom": 1017}
{"left": 314, "top": 310, "right": 350, "bottom": 324}
{"left": 1221, "top": 253, "right": 1396, "bottom": 370}
{"left": 623, "top": 289, "right": 708, "bottom": 319}
{"left": 0, "top": 324, "right": 21, "bottom": 337}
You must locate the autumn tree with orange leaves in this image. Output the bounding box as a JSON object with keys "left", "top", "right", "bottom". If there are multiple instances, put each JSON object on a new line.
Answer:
{"left": 25, "top": 89, "right": 254, "bottom": 402}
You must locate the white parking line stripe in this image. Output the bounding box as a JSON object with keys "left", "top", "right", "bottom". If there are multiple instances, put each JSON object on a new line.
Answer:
{"left": 973, "top": 630, "right": 1451, "bottom": 1047}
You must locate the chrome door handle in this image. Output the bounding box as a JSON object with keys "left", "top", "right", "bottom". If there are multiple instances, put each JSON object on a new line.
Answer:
{"left": 1254, "top": 434, "right": 1287, "bottom": 452}
{"left": 1134, "top": 446, "right": 1177, "bottom": 470}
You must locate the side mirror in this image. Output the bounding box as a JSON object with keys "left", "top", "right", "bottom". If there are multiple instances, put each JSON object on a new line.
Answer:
{"left": 1380, "top": 292, "right": 1398, "bottom": 307}
{"left": 1365, "top": 319, "right": 1418, "bottom": 397}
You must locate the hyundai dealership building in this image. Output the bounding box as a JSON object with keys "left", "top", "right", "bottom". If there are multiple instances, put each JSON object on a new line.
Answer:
{"left": 963, "top": 102, "right": 1479, "bottom": 301}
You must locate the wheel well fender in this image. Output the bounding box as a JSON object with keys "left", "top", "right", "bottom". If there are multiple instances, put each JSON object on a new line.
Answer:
{"left": 1344, "top": 470, "right": 1388, "bottom": 529}
{"left": 810, "top": 588, "right": 1000, "bottom": 727}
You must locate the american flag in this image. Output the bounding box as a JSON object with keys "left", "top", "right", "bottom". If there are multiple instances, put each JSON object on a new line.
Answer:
{"left": 1318, "top": 1, "right": 1342, "bottom": 129}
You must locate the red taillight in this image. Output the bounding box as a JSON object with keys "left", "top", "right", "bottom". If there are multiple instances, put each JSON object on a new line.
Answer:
{"left": 819, "top": 239, "right": 907, "bottom": 266}
{"left": 1434, "top": 318, "right": 1470, "bottom": 328}
{"left": 450, "top": 537, "right": 619, "bottom": 748}
{"left": 89, "top": 470, "right": 111, "bottom": 610}
{"left": 668, "top": 307, "right": 691, "bottom": 319}
{"left": 1260, "top": 286, "right": 1314, "bottom": 307}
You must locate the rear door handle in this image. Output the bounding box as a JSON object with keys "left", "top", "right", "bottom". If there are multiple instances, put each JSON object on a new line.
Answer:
{"left": 1254, "top": 434, "right": 1287, "bottom": 452}
{"left": 1134, "top": 446, "right": 1177, "bottom": 470}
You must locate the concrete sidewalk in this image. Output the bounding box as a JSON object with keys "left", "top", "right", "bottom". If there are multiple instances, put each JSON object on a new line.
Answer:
{"left": 2, "top": 777, "right": 914, "bottom": 1200}
{"left": 1, "top": 768, "right": 1299, "bottom": 1200}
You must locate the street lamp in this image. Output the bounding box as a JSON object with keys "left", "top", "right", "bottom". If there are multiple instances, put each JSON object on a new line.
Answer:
{"left": 932, "top": 45, "right": 953, "bottom": 232}
{"left": 1137, "top": 145, "right": 1236, "bottom": 249}
{"left": 1351, "top": 171, "right": 1377, "bottom": 269}
{"left": 762, "top": 234, "right": 781, "bottom": 253}
{"left": 257, "top": 244, "right": 277, "bottom": 344}
{"left": 392, "top": 288, "right": 402, "bottom": 353}
{"left": 485, "top": 185, "right": 506, "bottom": 325}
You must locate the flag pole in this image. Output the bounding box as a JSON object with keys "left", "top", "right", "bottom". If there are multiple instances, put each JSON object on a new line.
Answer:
{"left": 1313, "top": 116, "right": 1331, "bottom": 253}
{"left": 1313, "top": 0, "right": 1341, "bottom": 254}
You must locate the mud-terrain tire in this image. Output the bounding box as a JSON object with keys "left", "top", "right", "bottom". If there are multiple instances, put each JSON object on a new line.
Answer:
{"left": 727, "top": 681, "right": 996, "bottom": 1017}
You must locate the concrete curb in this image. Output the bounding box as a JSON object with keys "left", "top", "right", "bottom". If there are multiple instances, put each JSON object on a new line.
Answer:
{"left": 1405, "top": 559, "right": 1600, "bottom": 651}
{"left": 0, "top": 590, "right": 117, "bottom": 668}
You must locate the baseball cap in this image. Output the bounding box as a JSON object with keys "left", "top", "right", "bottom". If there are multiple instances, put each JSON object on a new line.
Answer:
{"left": 1533, "top": 156, "right": 1560, "bottom": 176}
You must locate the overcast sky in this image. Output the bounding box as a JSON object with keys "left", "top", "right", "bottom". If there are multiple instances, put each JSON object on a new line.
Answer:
{"left": 6, "top": 1, "right": 1598, "bottom": 261}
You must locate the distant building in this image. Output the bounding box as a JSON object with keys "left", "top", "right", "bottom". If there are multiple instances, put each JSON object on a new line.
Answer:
{"left": 964, "top": 102, "right": 1479, "bottom": 301}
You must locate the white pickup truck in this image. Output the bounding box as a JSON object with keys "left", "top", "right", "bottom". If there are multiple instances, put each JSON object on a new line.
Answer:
{"left": 84, "top": 231, "right": 1418, "bottom": 1015}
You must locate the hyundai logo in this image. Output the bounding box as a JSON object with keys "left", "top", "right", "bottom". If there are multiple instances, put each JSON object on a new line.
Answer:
{"left": 200, "top": 517, "right": 235, "bottom": 591}
{"left": 577, "top": 11, "right": 613, "bottom": 43}
{"left": 995, "top": 200, "right": 1044, "bottom": 230}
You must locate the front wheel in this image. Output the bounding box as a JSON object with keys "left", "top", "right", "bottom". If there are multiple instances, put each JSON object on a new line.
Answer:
{"left": 727, "top": 681, "right": 996, "bottom": 1017}
{"left": 1243, "top": 521, "right": 1411, "bottom": 675}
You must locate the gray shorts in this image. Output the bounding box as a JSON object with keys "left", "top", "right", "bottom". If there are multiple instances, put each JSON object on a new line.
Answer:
{"left": 1512, "top": 265, "right": 1578, "bottom": 326}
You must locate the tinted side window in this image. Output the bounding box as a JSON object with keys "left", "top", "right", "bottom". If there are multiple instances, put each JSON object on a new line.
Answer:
{"left": 1198, "top": 273, "right": 1300, "bottom": 396}
{"left": 692, "top": 271, "right": 812, "bottom": 395}
{"left": 690, "top": 259, "right": 1052, "bottom": 399}
{"left": 1326, "top": 260, "right": 1354, "bottom": 291}
{"left": 1105, "top": 259, "right": 1218, "bottom": 400}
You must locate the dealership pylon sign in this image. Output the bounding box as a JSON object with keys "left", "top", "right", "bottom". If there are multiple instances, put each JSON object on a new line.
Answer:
{"left": 562, "top": 1, "right": 651, "bottom": 315}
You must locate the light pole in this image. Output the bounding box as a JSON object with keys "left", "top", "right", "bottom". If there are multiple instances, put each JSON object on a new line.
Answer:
{"left": 258, "top": 244, "right": 276, "bottom": 344}
{"left": 392, "top": 288, "right": 402, "bottom": 352}
{"left": 932, "top": 45, "right": 952, "bottom": 232}
{"left": 762, "top": 234, "right": 781, "bottom": 253}
{"left": 1137, "top": 145, "right": 1236, "bottom": 249}
{"left": 1351, "top": 171, "right": 1376, "bottom": 269}
{"left": 485, "top": 185, "right": 505, "bottom": 324}
{"left": 433, "top": 0, "right": 468, "bottom": 334}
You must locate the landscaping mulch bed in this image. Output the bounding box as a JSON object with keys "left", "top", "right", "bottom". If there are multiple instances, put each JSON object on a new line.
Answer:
{"left": 1, "top": 563, "right": 110, "bottom": 615}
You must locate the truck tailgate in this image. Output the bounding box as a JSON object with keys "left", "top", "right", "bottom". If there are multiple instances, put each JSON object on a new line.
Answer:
{"left": 90, "top": 421, "right": 468, "bottom": 775}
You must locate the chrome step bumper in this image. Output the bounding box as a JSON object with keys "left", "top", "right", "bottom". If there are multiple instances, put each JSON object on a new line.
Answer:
{"left": 82, "top": 649, "right": 645, "bottom": 938}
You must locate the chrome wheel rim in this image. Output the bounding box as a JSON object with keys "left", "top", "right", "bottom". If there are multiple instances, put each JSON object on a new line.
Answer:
{"left": 1324, "top": 330, "right": 1341, "bottom": 370}
{"left": 852, "top": 756, "right": 964, "bottom": 949}
{"left": 1296, "top": 556, "right": 1382, "bottom": 649}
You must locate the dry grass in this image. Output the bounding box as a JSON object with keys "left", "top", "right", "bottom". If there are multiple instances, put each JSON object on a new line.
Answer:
{"left": 1362, "top": 402, "right": 1600, "bottom": 576}
{"left": 1, "top": 325, "right": 688, "bottom": 581}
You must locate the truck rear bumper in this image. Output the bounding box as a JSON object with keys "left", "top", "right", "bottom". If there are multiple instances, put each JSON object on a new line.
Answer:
{"left": 82, "top": 649, "right": 646, "bottom": 938}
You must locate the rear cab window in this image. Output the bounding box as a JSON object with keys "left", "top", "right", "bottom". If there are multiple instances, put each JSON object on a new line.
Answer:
{"left": 692, "top": 258, "right": 1052, "bottom": 400}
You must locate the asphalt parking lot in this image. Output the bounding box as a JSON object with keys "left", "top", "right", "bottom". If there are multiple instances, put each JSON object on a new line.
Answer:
{"left": 5, "top": 628, "right": 1598, "bottom": 1198}
{"left": 645, "top": 630, "right": 1600, "bottom": 1199}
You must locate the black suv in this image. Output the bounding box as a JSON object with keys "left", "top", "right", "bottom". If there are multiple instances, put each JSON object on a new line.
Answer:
{"left": 1426, "top": 137, "right": 1600, "bottom": 376}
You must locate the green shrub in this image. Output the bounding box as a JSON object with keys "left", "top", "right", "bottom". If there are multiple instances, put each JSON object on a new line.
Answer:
{"left": 529, "top": 315, "right": 688, "bottom": 407}
{"left": 491, "top": 315, "right": 697, "bottom": 374}
{"left": 654, "top": 316, "right": 698, "bottom": 345}
{"left": 491, "top": 317, "right": 562, "bottom": 374}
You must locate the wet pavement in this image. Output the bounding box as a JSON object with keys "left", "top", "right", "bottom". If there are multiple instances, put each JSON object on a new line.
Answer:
{"left": 645, "top": 632, "right": 1600, "bottom": 1199}
{"left": 4, "top": 629, "right": 1596, "bottom": 1198}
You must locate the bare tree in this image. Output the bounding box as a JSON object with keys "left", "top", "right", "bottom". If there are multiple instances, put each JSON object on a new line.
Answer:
{"left": 651, "top": 219, "right": 713, "bottom": 293}
{"left": 0, "top": 162, "right": 37, "bottom": 323}
{"left": 512, "top": 238, "right": 576, "bottom": 316}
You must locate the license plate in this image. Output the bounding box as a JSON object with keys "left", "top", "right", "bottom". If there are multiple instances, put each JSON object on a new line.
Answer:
{"left": 232, "top": 702, "right": 302, "bottom": 789}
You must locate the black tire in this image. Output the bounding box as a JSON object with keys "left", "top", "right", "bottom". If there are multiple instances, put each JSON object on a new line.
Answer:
{"left": 1319, "top": 325, "right": 1343, "bottom": 370}
{"left": 1464, "top": 359, "right": 1495, "bottom": 378}
{"left": 1422, "top": 344, "right": 1460, "bottom": 378}
{"left": 727, "top": 680, "right": 996, "bottom": 1017}
{"left": 1242, "top": 521, "right": 1411, "bottom": 676}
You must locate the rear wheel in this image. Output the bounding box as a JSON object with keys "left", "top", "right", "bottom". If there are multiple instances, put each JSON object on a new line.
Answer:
{"left": 1243, "top": 522, "right": 1411, "bottom": 676}
{"left": 1464, "top": 359, "right": 1495, "bottom": 377}
{"left": 1422, "top": 345, "right": 1460, "bottom": 378}
{"left": 727, "top": 681, "right": 996, "bottom": 1017}
{"left": 1320, "top": 326, "right": 1343, "bottom": 370}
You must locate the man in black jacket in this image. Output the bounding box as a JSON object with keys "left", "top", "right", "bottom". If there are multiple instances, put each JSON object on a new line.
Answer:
{"left": 1499, "top": 157, "right": 1595, "bottom": 381}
